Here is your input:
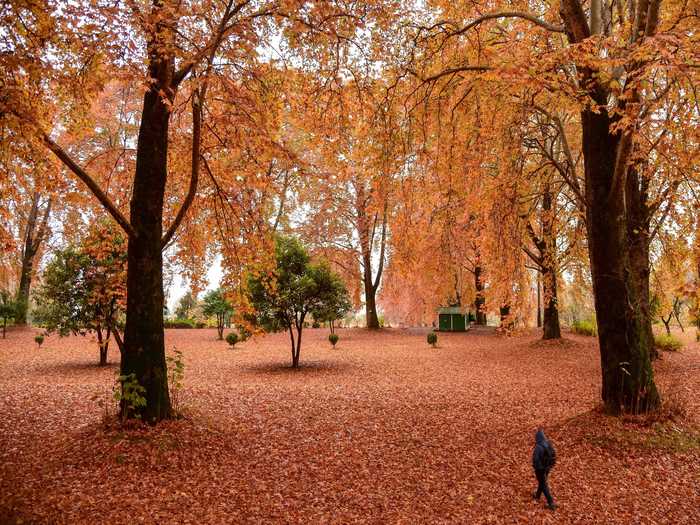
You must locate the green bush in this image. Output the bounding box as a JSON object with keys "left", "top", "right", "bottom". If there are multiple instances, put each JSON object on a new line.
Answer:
{"left": 654, "top": 334, "right": 683, "bottom": 352}
{"left": 328, "top": 333, "right": 339, "bottom": 347}
{"left": 34, "top": 334, "right": 45, "bottom": 347}
{"left": 427, "top": 331, "right": 437, "bottom": 347}
{"left": 225, "top": 332, "right": 238, "bottom": 347}
{"left": 163, "top": 319, "right": 196, "bottom": 329}
{"left": 572, "top": 319, "right": 597, "bottom": 336}
{"left": 195, "top": 321, "right": 206, "bottom": 329}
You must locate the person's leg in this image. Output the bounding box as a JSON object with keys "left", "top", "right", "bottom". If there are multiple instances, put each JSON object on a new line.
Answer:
{"left": 542, "top": 470, "right": 555, "bottom": 508}
{"left": 535, "top": 469, "right": 546, "bottom": 500}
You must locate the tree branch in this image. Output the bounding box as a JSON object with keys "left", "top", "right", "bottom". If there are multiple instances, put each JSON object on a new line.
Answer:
{"left": 445, "top": 12, "right": 565, "bottom": 36}
{"left": 41, "top": 133, "right": 136, "bottom": 238}
{"left": 162, "top": 90, "right": 202, "bottom": 249}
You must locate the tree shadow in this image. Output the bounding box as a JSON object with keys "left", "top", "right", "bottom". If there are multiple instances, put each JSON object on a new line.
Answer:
{"left": 241, "top": 359, "right": 352, "bottom": 377}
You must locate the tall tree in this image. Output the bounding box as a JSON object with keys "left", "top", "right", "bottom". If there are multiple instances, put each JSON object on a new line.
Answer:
{"left": 394, "top": 0, "right": 698, "bottom": 413}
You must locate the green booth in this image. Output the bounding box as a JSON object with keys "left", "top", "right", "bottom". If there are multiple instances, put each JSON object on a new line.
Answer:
{"left": 437, "top": 306, "right": 469, "bottom": 332}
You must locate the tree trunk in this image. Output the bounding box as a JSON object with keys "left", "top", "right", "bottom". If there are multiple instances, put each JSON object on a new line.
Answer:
{"left": 474, "top": 265, "right": 487, "bottom": 325}
{"left": 364, "top": 284, "right": 380, "bottom": 329}
{"left": 582, "top": 107, "right": 660, "bottom": 414}
{"left": 15, "top": 192, "right": 51, "bottom": 325}
{"left": 217, "top": 314, "right": 224, "bottom": 340}
{"left": 626, "top": 168, "right": 656, "bottom": 359}
{"left": 120, "top": 72, "right": 172, "bottom": 422}
{"left": 662, "top": 316, "right": 671, "bottom": 337}
{"left": 540, "top": 187, "right": 561, "bottom": 340}
{"left": 536, "top": 273, "right": 542, "bottom": 328}
{"left": 541, "top": 267, "right": 561, "bottom": 339}
{"left": 294, "top": 325, "right": 302, "bottom": 368}
{"left": 97, "top": 327, "right": 109, "bottom": 366}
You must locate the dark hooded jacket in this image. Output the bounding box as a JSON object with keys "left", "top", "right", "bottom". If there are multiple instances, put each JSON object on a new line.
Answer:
{"left": 532, "top": 429, "right": 556, "bottom": 471}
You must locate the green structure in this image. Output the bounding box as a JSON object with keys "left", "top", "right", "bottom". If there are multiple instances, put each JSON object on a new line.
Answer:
{"left": 437, "top": 306, "right": 470, "bottom": 332}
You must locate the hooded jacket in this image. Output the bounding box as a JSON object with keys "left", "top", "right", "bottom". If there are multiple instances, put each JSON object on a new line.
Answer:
{"left": 532, "top": 429, "right": 555, "bottom": 471}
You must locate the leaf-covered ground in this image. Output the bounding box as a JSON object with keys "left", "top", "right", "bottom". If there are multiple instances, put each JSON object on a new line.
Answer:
{"left": 1, "top": 326, "right": 699, "bottom": 524}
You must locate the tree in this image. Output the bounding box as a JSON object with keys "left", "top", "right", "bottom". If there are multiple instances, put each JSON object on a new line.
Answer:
{"left": 174, "top": 292, "right": 197, "bottom": 320}
{"left": 0, "top": 290, "right": 16, "bottom": 338}
{"left": 33, "top": 222, "right": 126, "bottom": 366}
{"left": 4, "top": 0, "right": 384, "bottom": 422}
{"left": 247, "top": 236, "right": 350, "bottom": 368}
{"left": 392, "top": 0, "right": 698, "bottom": 413}
{"left": 311, "top": 273, "right": 351, "bottom": 335}
{"left": 14, "top": 192, "right": 52, "bottom": 325}
{"left": 202, "top": 288, "right": 234, "bottom": 340}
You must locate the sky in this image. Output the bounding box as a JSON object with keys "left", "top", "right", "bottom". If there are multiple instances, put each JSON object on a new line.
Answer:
{"left": 166, "top": 255, "right": 223, "bottom": 314}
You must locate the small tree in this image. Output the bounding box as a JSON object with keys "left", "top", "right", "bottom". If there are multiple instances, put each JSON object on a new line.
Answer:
{"left": 0, "top": 291, "right": 16, "bottom": 338}
{"left": 247, "top": 236, "right": 351, "bottom": 368}
{"left": 312, "top": 273, "right": 351, "bottom": 335}
{"left": 202, "top": 288, "right": 234, "bottom": 340}
{"left": 174, "top": 292, "right": 197, "bottom": 320}
{"left": 33, "top": 222, "right": 126, "bottom": 365}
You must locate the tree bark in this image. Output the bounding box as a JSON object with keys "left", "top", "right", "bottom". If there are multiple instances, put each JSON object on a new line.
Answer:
{"left": 581, "top": 106, "right": 660, "bottom": 414}
{"left": 15, "top": 192, "right": 51, "bottom": 325}
{"left": 541, "top": 267, "right": 561, "bottom": 339}
{"left": 97, "top": 327, "right": 109, "bottom": 366}
{"left": 626, "top": 167, "right": 657, "bottom": 358}
{"left": 120, "top": 51, "right": 174, "bottom": 422}
{"left": 217, "top": 314, "right": 224, "bottom": 340}
{"left": 474, "top": 264, "right": 487, "bottom": 325}
{"left": 539, "top": 187, "right": 561, "bottom": 340}
{"left": 364, "top": 284, "right": 380, "bottom": 329}
{"left": 355, "top": 182, "right": 386, "bottom": 330}
{"left": 536, "top": 273, "right": 542, "bottom": 328}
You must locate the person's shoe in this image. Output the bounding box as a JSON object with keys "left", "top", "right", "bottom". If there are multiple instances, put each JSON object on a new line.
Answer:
{"left": 532, "top": 491, "right": 538, "bottom": 500}
{"left": 547, "top": 503, "right": 558, "bottom": 511}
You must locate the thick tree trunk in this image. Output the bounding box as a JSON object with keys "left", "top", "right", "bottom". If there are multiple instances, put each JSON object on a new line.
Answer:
{"left": 120, "top": 77, "right": 172, "bottom": 422}
{"left": 626, "top": 168, "right": 656, "bottom": 359}
{"left": 540, "top": 188, "right": 561, "bottom": 340}
{"left": 364, "top": 283, "right": 380, "bottom": 329}
{"left": 582, "top": 107, "right": 660, "bottom": 414}
{"left": 541, "top": 267, "right": 561, "bottom": 339}
{"left": 474, "top": 265, "right": 487, "bottom": 325}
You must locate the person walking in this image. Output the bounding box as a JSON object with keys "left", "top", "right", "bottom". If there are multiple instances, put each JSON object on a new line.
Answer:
{"left": 532, "top": 428, "right": 557, "bottom": 510}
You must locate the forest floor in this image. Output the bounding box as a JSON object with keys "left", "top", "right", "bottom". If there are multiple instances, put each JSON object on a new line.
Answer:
{"left": 1, "top": 326, "right": 699, "bottom": 524}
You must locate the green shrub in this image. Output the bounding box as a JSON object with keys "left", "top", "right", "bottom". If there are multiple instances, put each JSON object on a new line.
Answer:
{"left": 195, "top": 321, "right": 206, "bottom": 329}
{"left": 163, "top": 319, "right": 196, "bottom": 329}
{"left": 237, "top": 325, "right": 251, "bottom": 341}
{"left": 225, "top": 332, "right": 238, "bottom": 347}
{"left": 113, "top": 373, "right": 146, "bottom": 423}
{"left": 427, "top": 331, "right": 437, "bottom": 347}
{"left": 328, "top": 333, "right": 339, "bottom": 347}
{"left": 572, "top": 319, "right": 597, "bottom": 336}
{"left": 654, "top": 334, "right": 683, "bottom": 352}
{"left": 34, "top": 334, "right": 45, "bottom": 347}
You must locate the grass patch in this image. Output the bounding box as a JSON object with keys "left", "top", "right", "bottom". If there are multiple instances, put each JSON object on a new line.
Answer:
{"left": 654, "top": 334, "right": 683, "bottom": 352}
{"left": 572, "top": 319, "right": 597, "bottom": 336}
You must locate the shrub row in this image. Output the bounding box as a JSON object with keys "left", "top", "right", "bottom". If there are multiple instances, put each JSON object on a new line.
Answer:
{"left": 163, "top": 319, "right": 206, "bottom": 329}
